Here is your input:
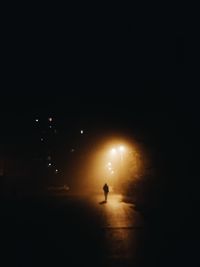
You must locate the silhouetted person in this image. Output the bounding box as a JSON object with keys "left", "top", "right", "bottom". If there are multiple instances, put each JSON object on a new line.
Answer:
{"left": 103, "top": 183, "right": 109, "bottom": 202}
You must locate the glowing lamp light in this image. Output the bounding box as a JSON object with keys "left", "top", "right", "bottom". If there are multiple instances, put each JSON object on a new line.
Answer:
{"left": 80, "top": 130, "right": 84, "bottom": 134}
{"left": 111, "top": 148, "right": 116, "bottom": 154}
{"left": 119, "top": 145, "right": 125, "bottom": 152}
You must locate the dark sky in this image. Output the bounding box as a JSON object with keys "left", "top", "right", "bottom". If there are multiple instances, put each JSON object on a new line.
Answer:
{"left": 1, "top": 8, "right": 197, "bottom": 148}
{"left": 1, "top": 5, "right": 199, "bottom": 211}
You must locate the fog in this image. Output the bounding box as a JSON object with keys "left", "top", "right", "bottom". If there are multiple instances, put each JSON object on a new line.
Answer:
{"left": 67, "top": 134, "right": 150, "bottom": 195}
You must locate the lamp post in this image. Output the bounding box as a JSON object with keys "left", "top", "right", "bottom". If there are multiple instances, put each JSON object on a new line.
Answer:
{"left": 118, "top": 145, "right": 125, "bottom": 165}
{"left": 108, "top": 145, "right": 126, "bottom": 192}
{"left": 118, "top": 146, "right": 125, "bottom": 191}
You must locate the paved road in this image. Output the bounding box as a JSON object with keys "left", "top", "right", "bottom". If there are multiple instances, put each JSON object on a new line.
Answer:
{"left": 1, "top": 193, "right": 145, "bottom": 267}
{"left": 87, "top": 194, "right": 144, "bottom": 265}
{"left": 2, "top": 192, "right": 197, "bottom": 267}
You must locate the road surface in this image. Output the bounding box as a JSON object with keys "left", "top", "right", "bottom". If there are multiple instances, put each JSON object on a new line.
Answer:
{"left": 87, "top": 194, "right": 144, "bottom": 265}
{"left": 1, "top": 193, "right": 145, "bottom": 266}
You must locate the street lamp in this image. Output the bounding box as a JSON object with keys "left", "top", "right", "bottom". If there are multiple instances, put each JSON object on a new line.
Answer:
{"left": 111, "top": 148, "right": 117, "bottom": 154}
{"left": 109, "top": 145, "right": 126, "bottom": 166}
{"left": 118, "top": 145, "right": 125, "bottom": 163}
{"left": 119, "top": 145, "right": 125, "bottom": 152}
{"left": 107, "top": 145, "right": 126, "bottom": 192}
{"left": 118, "top": 146, "right": 125, "bottom": 178}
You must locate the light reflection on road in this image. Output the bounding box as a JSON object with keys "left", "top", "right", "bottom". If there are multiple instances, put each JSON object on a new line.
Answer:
{"left": 90, "top": 194, "right": 144, "bottom": 263}
{"left": 95, "top": 194, "right": 143, "bottom": 228}
{"left": 105, "top": 194, "right": 122, "bottom": 209}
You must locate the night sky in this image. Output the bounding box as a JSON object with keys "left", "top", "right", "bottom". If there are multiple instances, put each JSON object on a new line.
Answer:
{"left": 1, "top": 8, "right": 198, "bottom": 188}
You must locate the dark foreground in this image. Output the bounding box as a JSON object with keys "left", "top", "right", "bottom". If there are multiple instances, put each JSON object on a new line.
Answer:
{"left": 0, "top": 193, "right": 198, "bottom": 267}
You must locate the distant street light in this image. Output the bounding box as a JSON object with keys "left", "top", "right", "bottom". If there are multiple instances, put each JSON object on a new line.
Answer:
{"left": 111, "top": 148, "right": 117, "bottom": 154}
{"left": 110, "top": 145, "right": 126, "bottom": 160}
{"left": 118, "top": 145, "right": 125, "bottom": 162}
{"left": 119, "top": 145, "right": 125, "bottom": 152}
{"left": 106, "top": 145, "right": 127, "bottom": 191}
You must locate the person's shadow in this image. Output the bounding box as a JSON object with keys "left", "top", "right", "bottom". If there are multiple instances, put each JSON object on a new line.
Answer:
{"left": 99, "top": 200, "right": 107, "bottom": 205}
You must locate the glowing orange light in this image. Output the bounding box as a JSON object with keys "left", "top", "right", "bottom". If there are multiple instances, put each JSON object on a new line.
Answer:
{"left": 111, "top": 148, "right": 116, "bottom": 154}
{"left": 119, "top": 145, "right": 125, "bottom": 152}
{"left": 80, "top": 136, "right": 145, "bottom": 195}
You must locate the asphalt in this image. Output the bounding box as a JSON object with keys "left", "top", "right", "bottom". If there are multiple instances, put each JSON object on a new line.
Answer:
{"left": 0, "top": 193, "right": 198, "bottom": 267}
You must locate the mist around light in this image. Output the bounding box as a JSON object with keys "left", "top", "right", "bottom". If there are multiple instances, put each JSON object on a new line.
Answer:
{"left": 73, "top": 135, "right": 148, "bottom": 195}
